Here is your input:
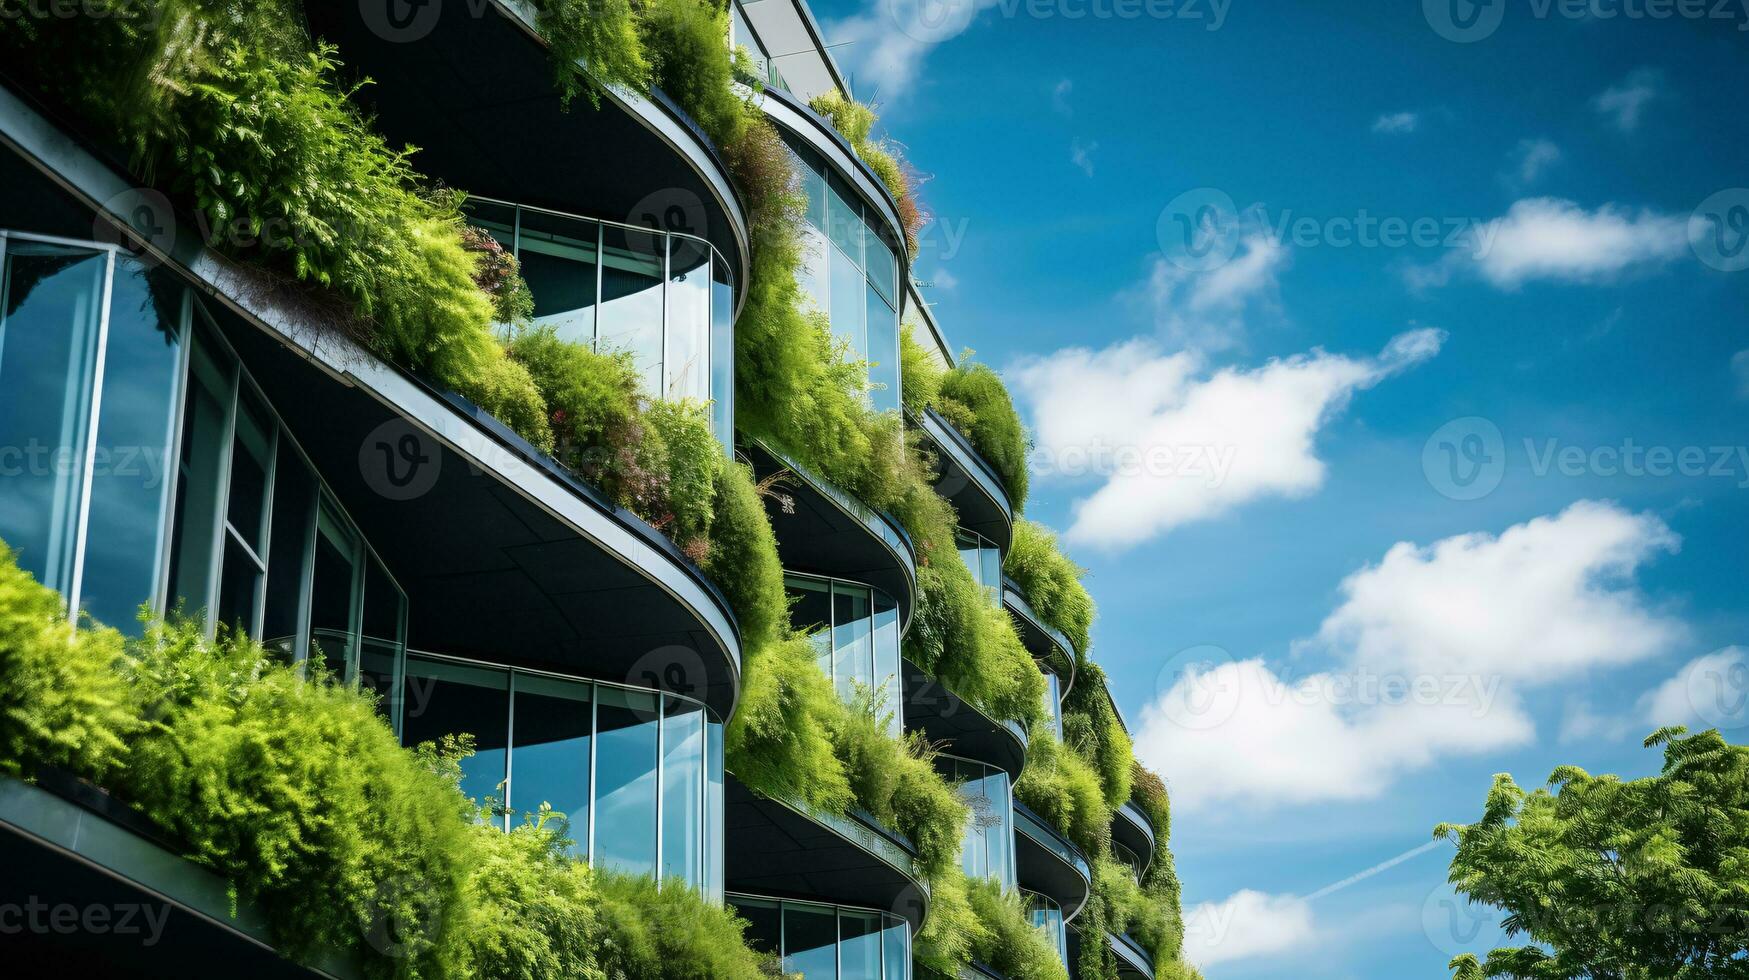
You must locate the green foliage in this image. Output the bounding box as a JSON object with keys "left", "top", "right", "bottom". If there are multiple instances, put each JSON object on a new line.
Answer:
{"left": 937, "top": 362, "right": 1031, "bottom": 509}
{"left": 636, "top": 0, "right": 750, "bottom": 149}
{"left": 702, "top": 459, "right": 789, "bottom": 651}
{"left": 916, "top": 869, "right": 983, "bottom": 974}
{"left": 725, "top": 634, "right": 855, "bottom": 815}
{"left": 1435, "top": 727, "right": 1749, "bottom": 980}
{"left": 533, "top": 0, "right": 651, "bottom": 108}
{"left": 1062, "top": 664, "right": 1135, "bottom": 808}
{"left": 901, "top": 322, "right": 944, "bottom": 416}
{"left": 807, "top": 91, "right": 925, "bottom": 255}
{"left": 829, "top": 689, "right": 969, "bottom": 878}
{"left": 964, "top": 878, "right": 1072, "bottom": 980}
{"left": 1098, "top": 858, "right": 1174, "bottom": 964}
{"left": 0, "top": 543, "right": 137, "bottom": 780}
{"left": 1016, "top": 731, "right": 1112, "bottom": 858}
{"left": 1005, "top": 520, "right": 1095, "bottom": 657}
{"left": 909, "top": 562, "right": 1047, "bottom": 729}
{"left": 593, "top": 872, "right": 780, "bottom": 979}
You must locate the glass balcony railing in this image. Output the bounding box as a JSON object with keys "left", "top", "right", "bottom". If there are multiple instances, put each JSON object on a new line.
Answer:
{"left": 947, "top": 755, "right": 1015, "bottom": 891}
{"left": 730, "top": 895, "right": 911, "bottom": 980}
{"left": 1026, "top": 891, "right": 1071, "bottom": 972}
{"left": 400, "top": 653, "right": 726, "bottom": 902}
{"left": 464, "top": 198, "right": 736, "bottom": 451}
{"left": 957, "top": 528, "right": 1003, "bottom": 605}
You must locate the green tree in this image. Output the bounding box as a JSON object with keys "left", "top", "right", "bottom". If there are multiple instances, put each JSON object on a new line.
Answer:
{"left": 1435, "top": 727, "right": 1749, "bottom": 980}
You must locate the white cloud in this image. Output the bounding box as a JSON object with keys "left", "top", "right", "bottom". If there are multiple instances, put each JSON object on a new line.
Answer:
{"left": 1509, "top": 138, "right": 1562, "bottom": 185}
{"left": 1127, "top": 220, "right": 1290, "bottom": 352}
{"left": 1559, "top": 698, "right": 1634, "bottom": 743}
{"left": 1640, "top": 647, "right": 1749, "bottom": 730}
{"left": 1052, "top": 78, "right": 1073, "bottom": 115}
{"left": 1372, "top": 111, "right": 1420, "bottom": 134}
{"left": 1593, "top": 68, "right": 1662, "bottom": 132}
{"left": 1733, "top": 350, "right": 1749, "bottom": 399}
{"left": 1406, "top": 198, "right": 1688, "bottom": 290}
{"left": 1134, "top": 502, "right": 1684, "bottom": 809}
{"left": 930, "top": 266, "right": 959, "bottom": 291}
{"left": 1011, "top": 329, "right": 1441, "bottom": 549}
{"left": 1184, "top": 890, "right": 1316, "bottom": 967}
{"left": 1070, "top": 138, "right": 1097, "bottom": 177}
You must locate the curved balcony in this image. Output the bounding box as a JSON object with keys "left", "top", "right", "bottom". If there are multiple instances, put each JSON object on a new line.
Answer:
{"left": 728, "top": 895, "right": 913, "bottom": 980}
{"left": 0, "top": 775, "right": 359, "bottom": 978}
{"left": 1112, "top": 801, "right": 1157, "bottom": 880}
{"left": 749, "top": 440, "right": 917, "bottom": 633}
{"left": 1012, "top": 801, "right": 1092, "bottom": 923}
{"left": 915, "top": 407, "right": 1015, "bottom": 555}
{"left": 725, "top": 774, "right": 930, "bottom": 936}
{"left": 0, "top": 97, "right": 744, "bottom": 718}
{"left": 1110, "top": 929, "right": 1158, "bottom": 980}
{"left": 303, "top": 0, "right": 749, "bottom": 316}
{"left": 901, "top": 659, "right": 1027, "bottom": 779}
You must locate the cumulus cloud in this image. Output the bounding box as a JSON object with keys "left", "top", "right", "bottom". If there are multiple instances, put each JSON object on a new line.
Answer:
{"left": 1640, "top": 647, "right": 1749, "bottom": 731}
{"left": 1593, "top": 68, "right": 1662, "bottom": 132}
{"left": 1127, "top": 219, "right": 1289, "bottom": 352}
{"left": 1184, "top": 890, "right": 1316, "bottom": 967}
{"left": 1509, "top": 138, "right": 1562, "bottom": 185}
{"left": 1134, "top": 502, "right": 1684, "bottom": 809}
{"left": 1372, "top": 111, "right": 1420, "bottom": 134}
{"left": 1405, "top": 198, "right": 1688, "bottom": 290}
{"left": 1010, "top": 329, "right": 1441, "bottom": 549}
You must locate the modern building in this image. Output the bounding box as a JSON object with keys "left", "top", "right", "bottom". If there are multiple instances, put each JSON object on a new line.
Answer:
{"left": 0, "top": 1, "right": 1167, "bottom": 978}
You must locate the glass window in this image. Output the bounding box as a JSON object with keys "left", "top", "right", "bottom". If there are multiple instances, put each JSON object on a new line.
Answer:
{"left": 882, "top": 916, "right": 910, "bottom": 980}
{"left": 956, "top": 531, "right": 1000, "bottom": 605}
{"left": 1043, "top": 670, "right": 1064, "bottom": 741}
{"left": 358, "top": 555, "right": 405, "bottom": 725}
{"left": 308, "top": 506, "right": 360, "bottom": 679}
{"left": 0, "top": 243, "right": 107, "bottom": 597}
{"left": 871, "top": 590, "right": 901, "bottom": 738}
{"left": 666, "top": 237, "right": 711, "bottom": 403}
{"left": 865, "top": 283, "right": 898, "bottom": 414}
{"left": 467, "top": 199, "right": 518, "bottom": 251}
{"left": 593, "top": 686, "right": 660, "bottom": 877}
{"left": 79, "top": 258, "right": 183, "bottom": 630}
{"left": 783, "top": 903, "right": 839, "bottom": 979}
{"left": 795, "top": 143, "right": 827, "bottom": 233}
{"left": 796, "top": 224, "right": 828, "bottom": 315}
{"left": 840, "top": 910, "right": 882, "bottom": 980}
{"left": 402, "top": 658, "right": 510, "bottom": 819}
{"left": 866, "top": 236, "right": 898, "bottom": 308}
{"left": 706, "top": 718, "right": 725, "bottom": 904}
{"left": 1028, "top": 894, "right": 1068, "bottom": 968}
{"left": 662, "top": 697, "right": 705, "bottom": 886}
{"left": 732, "top": 897, "right": 782, "bottom": 955}
{"left": 166, "top": 319, "right": 232, "bottom": 621}
{"left": 826, "top": 173, "right": 864, "bottom": 269}
{"left": 215, "top": 390, "right": 273, "bottom": 635}
{"left": 957, "top": 758, "right": 1014, "bottom": 889}
{"left": 828, "top": 243, "right": 865, "bottom": 362}
{"left": 710, "top": 255, "right": 734, "bottom": 451}
{"left": 598, "top": 225, "right": 664, "bottom": 394}
{"left": 261, "top": 446, "right": 315, "bottom": 660}
{"left": 788, "top": 575, "right": 833, "bottom": 674}
{"left": 510, "top": 673, "right": 593, "bottom": 852}
{"left": 831, "top": 582, "right": 872, "bottom": 705}
{"left": 517, "top": 209, "right": 599, "bottom": 345}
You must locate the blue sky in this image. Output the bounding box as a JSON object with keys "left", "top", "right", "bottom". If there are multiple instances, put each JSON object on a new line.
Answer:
{"left": 810, "top": 1, "right": 1749, "bottom": 976}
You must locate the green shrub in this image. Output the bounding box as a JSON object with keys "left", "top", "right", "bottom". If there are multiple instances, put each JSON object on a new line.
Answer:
{"left": 0, "top": 543, "right": 137, "bottom": 780}
{"left": 645, "top": 400, "right": 723, "bottom": 558}
{"left": 449, "top": 816, "right": 607, "bottom": 979}
{"left": 637, "top": 0, "right": 749, "bottom": 149}
{"left": 901, "top": 322, "right": 944, "bottom": 417}
{"left": 807, "top": 91, "right": 925, "bottom": 254}
{"left": 937, "top": 363, "right": 1031, "bottom": 510}
{"left": 724, "top": 634, "right": 854, "bottom": 815}
{"left": 451, "top": 346, "right": 556, "bottom": 453}
{"left": 1005, "top": 520, "right": 1095, "bottom": 657}
{"left": 1098, "top": 858, "right": 1174, "bottom": 963}
{"left": 533, "top": 0, "right": 651, "bottom": 108}
{"left": 1062, "top": 664, "right": 1134, "bottom": 808}
{"left": 702, "top": 459, "right": 789, "bottom": 651}
{"left": 829, "top": 690, "right": 968, "bottom": 878}
{"left": 1015, "top": 731, "right": 1112, "bottom": 858}
{"left": 916, "top": 868, "right": 984, "bottom": 975}
{"left": 593, "top": 872, "right": 779, "bottom": 979}
{"left": 908, "top": 563, "right": 1046, "bottom": 729}
{"left": 965, "top": 877, "right": 1071, "bottom": 980}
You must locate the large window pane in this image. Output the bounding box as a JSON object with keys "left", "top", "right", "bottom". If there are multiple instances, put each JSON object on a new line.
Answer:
{"left": 261, "top": 447, "right": 314, "bottom": 660}
{"left": 783, "top": 904, "right": 838, "bottom": 979}
{"left": 987, "top": 768, "right": 1014, "bottom": 888}
{"left": 882, "top": 917, "right": 910, "bottom": 980}
{"left": 466, "top": 200, "right": 517, "bottom": 251}
{"left": 661, "top": 697, "right": 705, "bottom": 886}
{"left": 832, "top": 583, "right": 872, "bottom": 705}
{"left": 732, "top": 898, "right": 782, "bottom": 956}
{"left": 308, "top": 508, "right": 359, "bottom": 679}
{"left": 828, "top": 243, "right": 865, "bottom": 362}
{"left": 1043, "top": 671, "right": 1064, "bottom": 740}
{"left": 827, "top": 174, "right": 864, "bottom": 269}
{"left": 666, "top": 238, "right": 711, "bottom": 403}
{"left": 840, "top": 910, "right": 882, "bottom": 980}
{"left": 710, "top": 255, "right": 734, "bottom": 450}
{"left": 598, "top": 225, "right": 664, "bottom": 394}
{"left": 510, "top": 674, "right": 592, "bottom": 853}
{"left": 788, "top": 576, "right": 833, "bottom": 675}
{"left": 796, "top": 225, "right": 828, "bottom": 315}
{"left": 866, "top": 235, "right": 899, "bottom": 307}
{"left": 359, "top": 555, "right": 405, "bottom": 725}
{"left": 166, "top": 319, "right": 231, "bottom": 620}
{"left": 79, "top": 258, "right": 183, "bottom": 630}
{"left": 402, "top": 658, "right": 509, "bottom": 820}
{"left": 865, "top": 284, "right": 898, "bottom": 414}
{"left": 593, "top": 686, "right": 659, "bottom": 877}
{"left": 706, "top": 719, "right": 725, "bottom": 904}
{"left": 0, "top": 243, "right": 106, "bottom": 596}
{"left": 518, "top": 209, "right": 599, "bottom": 345}
{"left": 872, "top": 590, "right": 901, "bottom": 737}
{"left": 215, "top": 389, "right": 272, "bottom": 634}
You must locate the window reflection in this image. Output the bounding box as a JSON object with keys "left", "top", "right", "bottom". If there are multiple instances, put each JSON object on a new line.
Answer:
{"left": 510, "top": 673, "right": 592, "bottom": 849}
{"left": 598, "top": 225, "right": 665, "bottom": 394}
{"left": 787, "top": 575, "right": 903, "bottom": 736}
{"left": 517, "top": 208, "right": 598, "bottom": 344}
{"left": 594, "top": 685, "right": 661, "bottom": 877}
{"left": 666, "top": 237, "right": 711, "bottom": 403}
{"left": 956, "top": 530, "right": 1001, "bottom": 605}
{"left": 1043, "top": 670, "right": 1064, "bottom": 741}
{"left": 403, "top": 658, "right": 510, "bottom": 818}
{"left": 728, "top": 897, "right": 911, "bottom": 980}
{"left": 1026, "top": 892, "right": 1069, "bottom": 969}
{"left": 953, "top": 756, "right": 1015, "bottom": 890}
